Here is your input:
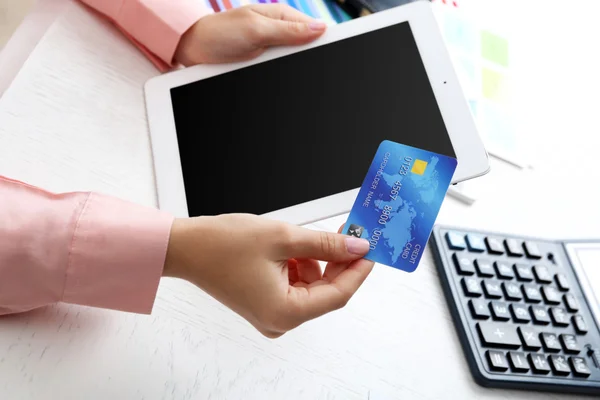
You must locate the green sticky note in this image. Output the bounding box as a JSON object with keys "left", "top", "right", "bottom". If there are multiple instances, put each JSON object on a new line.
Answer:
{"left": 482, "top": 68, "right": 506, "bottom": 101}
{"left": 481, "top": 30, "right": 508, "bottom": 67}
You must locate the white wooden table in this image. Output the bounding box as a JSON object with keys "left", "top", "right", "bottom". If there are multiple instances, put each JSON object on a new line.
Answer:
{"left": 1, "top": 1, "right": 600, "bottom": 399}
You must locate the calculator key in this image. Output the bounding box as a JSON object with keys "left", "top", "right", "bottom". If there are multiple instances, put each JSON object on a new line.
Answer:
{"left": 445, "top": 231, "right": 466, "bottom": 250}
{"left": 466, "top": 234, "right": 486, "bottom": 252}
{"left": 474, "top": 259, "right": 495, "bottom": 277}
{"left": 490, "top": 301, "right": 510, "bottom": 321}
{"left": 482, "top": 281, "right": 503, "bottom": 299}
{"left": 486, "top": 350, "right": 509, "bottom": 372}
{"left": 503, "top": 282, "right": 522, "bottom": 301}
{"left": 531, "top": 306, "right": 550, "bottom": 325}
{"left": 564, "top": 294, "right": 579, "bottom": 312}
{"left": 550, "top": 307, "right": 569, "bottom": 327}
{"left": 504, "top": 239, "right": 524, "bottom": 257}
{"left": 555, "top": 273, "right": 570, "bottom": 291}
{"left": 560, "top": 334, "right": 580, "bottom": 354}
{"left": 477, "top": 322, "right": 521, "bottom": 349}
{"left": 549, "top": 355, "right": 571, "bottom": 376}
{"left": 533, "top": 265, "right": 552, "bottom": 283}
{"left": 485, "top": 237, "right": 505, "bottom": 254}
{"left": 461, "top": 277, "right": 482, "bottom": 297}
{"left": 541, "top": 333, "right": 561, "bottom": 352}
{"left": 524, "top": 241, "right": 543, "bottom": 259}
{"left": 529, "top": 353, "right": 551, "bottom": 374}
{"left": 573, "top": 315, "right": 588, "bottom": 334}
{"left": 514, "top": 264, "right": 534, "bottom": 282}
{"left": 541, "top": 286, "right": 561, "bottom": 305}
{"left": 508, "top": 352, "right": 529, "bottom": 372}
{"left": 518, "top": 327, "right": 541, "bottom": 350}
{"left": 469, "top": 299, "right": 490, "bottom": 320}
{"left": 522, "top": 285, "right": 542, "bottom": 303}
{"left": 511, "top": 304, "right": 531, "bottom": 323}
{"left": 494, "top": 261, "right": 514, "bottom": 280}
{"left": 570, "top": 357, "right": 591, "bottom": 377}
{"left": 453, "top": 253, "right": 475, "bottom": 275}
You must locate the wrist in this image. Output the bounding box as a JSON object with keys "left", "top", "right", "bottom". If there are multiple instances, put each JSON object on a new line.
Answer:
{"left": 162, "top": 216, "right": 214, "bottom": 280}
{"left": 174, "top": 17, "right": 205, "bottom": 67}
{"left": 163, "top": 218, "right": 188, "bottom": 279}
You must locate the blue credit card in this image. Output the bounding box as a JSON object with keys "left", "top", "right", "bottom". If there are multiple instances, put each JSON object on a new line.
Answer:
{"left": 344, "top": 140, "right": 458, "bottom": 272}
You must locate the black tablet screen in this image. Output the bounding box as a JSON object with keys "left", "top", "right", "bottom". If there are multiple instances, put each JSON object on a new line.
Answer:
{"left": 170, "top": 21, "right": 455, "bottom": 217}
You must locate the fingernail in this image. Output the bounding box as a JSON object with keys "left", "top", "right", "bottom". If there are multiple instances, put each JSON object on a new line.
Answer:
{"left": 309, "top": 21, "right": 327, "bottom": 31}
{"left": 345, "top": 237, "right": 370, "bottom": 255}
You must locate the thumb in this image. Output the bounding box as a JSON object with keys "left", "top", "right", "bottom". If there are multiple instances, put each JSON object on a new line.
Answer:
{"left": 280, "top": 226, "right": 371, "bottom": 262}
{"left": 255, "top": 19, "right": 327, "bottom": 47}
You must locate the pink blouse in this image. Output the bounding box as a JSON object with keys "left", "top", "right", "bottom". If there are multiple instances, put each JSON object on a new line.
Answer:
{"left": 0, "top": 0, "right": 212, "bottom": 316}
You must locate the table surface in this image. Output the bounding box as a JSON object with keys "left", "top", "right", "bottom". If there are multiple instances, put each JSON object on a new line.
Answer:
{"left": 1, "top": 0, "right": 600, "bottom": 399}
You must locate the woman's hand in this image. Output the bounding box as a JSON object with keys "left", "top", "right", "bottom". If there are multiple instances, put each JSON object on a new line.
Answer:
{"left": 175, "top": 4, "right": 327, "bottom": 66}
{"left": 163, "top": 214, "right": 374, "bottom": 338}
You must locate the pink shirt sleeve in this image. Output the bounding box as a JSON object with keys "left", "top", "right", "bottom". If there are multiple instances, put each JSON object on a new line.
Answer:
{"left": 79, "top": 0, "right": 213, "bottom": 71}
{"left": 0, "top": 176, "right": 174, "bottom": 316}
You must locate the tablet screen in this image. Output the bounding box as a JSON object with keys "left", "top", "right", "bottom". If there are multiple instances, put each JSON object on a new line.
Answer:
{"left": 170, "top": 21, "right": 455, "bottom": 217}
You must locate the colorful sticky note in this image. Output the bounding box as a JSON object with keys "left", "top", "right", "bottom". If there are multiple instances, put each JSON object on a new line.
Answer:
{"left": 482, "top": 68, "right": 508, "bottom": 102}
{"left": 442, "top": 11, "right": 478, "bottom": 55}
{"left": 468, "top": 99, "right": 477, "bottom": 116}
{"left": 481, "top": 30, "right": 509, "bottom": 67}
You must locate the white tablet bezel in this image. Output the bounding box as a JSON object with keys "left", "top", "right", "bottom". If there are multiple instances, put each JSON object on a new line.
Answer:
{"left": 144, "top": 1, "right": 489, "bottom": 224}
{"left": 564, "top": 242, "right": 600, "bottom": 336}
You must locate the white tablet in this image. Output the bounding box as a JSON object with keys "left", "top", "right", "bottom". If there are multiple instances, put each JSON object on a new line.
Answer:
{"left": 144, "top": 1, "right": 489, "bottom": 224}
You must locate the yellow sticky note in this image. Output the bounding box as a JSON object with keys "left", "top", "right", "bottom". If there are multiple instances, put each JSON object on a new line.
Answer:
{"left": 411, "top": 159, "right": 428, "bottom": 175}
{"left": 482, "top": 68, "right": 508, "bottom": 101}
{"left": 481, "top": 30, "right": 509, "bottom": 67}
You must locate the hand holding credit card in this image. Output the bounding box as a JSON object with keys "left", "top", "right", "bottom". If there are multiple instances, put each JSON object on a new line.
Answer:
{"left": 344, "top": 140, "right": 457, "bottom": 272}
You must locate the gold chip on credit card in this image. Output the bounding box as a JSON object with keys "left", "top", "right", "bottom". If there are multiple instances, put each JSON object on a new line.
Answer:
{"left": 411, "top": 159, "right": 428, "bottom": 175}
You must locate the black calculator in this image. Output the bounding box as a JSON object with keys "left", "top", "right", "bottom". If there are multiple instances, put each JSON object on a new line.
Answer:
{"left": 429, "top": 226, "right": 600, "bottom": 395}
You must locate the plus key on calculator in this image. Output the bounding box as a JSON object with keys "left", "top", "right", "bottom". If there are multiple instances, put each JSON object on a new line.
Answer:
{"left": 430, "top": 226, "right": 600, "bottom": 395}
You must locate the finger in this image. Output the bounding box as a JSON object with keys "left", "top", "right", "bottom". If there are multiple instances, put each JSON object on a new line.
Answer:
{"left": 295, "top": 259, "right": 323, "bottom": 284}
{"left": 249, "top": 4, "right": 316, "bottom": 23}
{"left": 287, "top": 259, "right": 300, "bottom": 284}
{"left": 280, "top": 225, "right": 370, "bottom": 262}
{"left": 323, "top": 261, "right": 347, "bottom": 282}
{"left": 294, "top": 276, "right": 329, "bottom": 289}
{"left": 250, "top": 6, "right": 327, "bottom": 47}
{"left": 257, "top": 20, "right": 327, "bottom": 47}
{"left": 322, "top": 222, "right": 354, "bottom": 281}
{"left": 289, "top": 259, "right": 375, "bottom": 322}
